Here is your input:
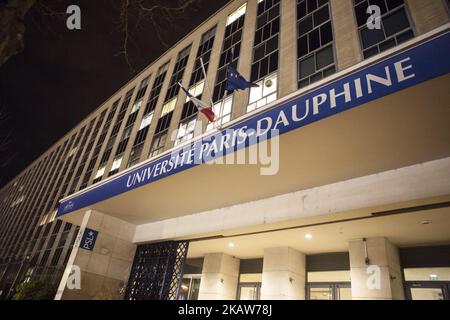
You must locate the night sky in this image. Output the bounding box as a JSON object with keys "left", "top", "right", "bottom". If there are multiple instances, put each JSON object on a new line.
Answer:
{"left": 0, "top": 0, "right": 229, "bottom": 188}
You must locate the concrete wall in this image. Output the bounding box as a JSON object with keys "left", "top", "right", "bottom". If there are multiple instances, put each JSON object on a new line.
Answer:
{"left": 406, "top": 0, "right": 449, "bottom": 35}
{"left": 55, "top": 211, "right": 136, "bottom": 300}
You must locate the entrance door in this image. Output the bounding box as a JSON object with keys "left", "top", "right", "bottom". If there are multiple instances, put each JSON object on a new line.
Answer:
{"left": 125, "top": 241, "right": 189, "bottom": 300}
{"left": 238, "top": 283, "right": 261, "bottom": 300}
{"left": 406, "top": 282, "right": 450, "bottom": 300}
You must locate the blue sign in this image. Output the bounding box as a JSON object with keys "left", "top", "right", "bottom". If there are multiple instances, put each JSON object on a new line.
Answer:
{"left": 58, "top": 31, "right": 450, "bottom": 217}
{"left": 80, "top": 228, "right": 98, "bottom": 251}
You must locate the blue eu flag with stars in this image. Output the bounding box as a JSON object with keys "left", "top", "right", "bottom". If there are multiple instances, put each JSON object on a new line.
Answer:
{"left": 226, "top": 65, "right": 258, "bottom": 94}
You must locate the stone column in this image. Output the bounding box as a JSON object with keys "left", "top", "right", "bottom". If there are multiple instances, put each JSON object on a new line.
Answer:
{"left": 198, "top": 253, "right": 240, "bottom": 300}
{"left": 278, "top": 0, "right": 298, "bottom": 98}
{"left": 349, "top": 237, "right": 404, "bottom": 300}
{"left": 55, "top": 210, "right": 136, "bottom": 300}
{"left": 260, "top": 247, "right": 306, "bottom": 300}
{"left": 330, "top": 0, "right": 363, "bottom": 71}
{"left": 405, "top": 0, "right": 449, "bottom": 36}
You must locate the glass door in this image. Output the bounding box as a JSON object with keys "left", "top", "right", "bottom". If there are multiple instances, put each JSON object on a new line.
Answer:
{"left": 307, "top": 283, "right": 351, "bottom": 300}
{"left": 238, "top": 283, "right": 261, "bottom": 300}
{"left": 404, "top": 267, "right": 450, "bottom": 300}
{"left": 178, "top": 275, "right": 201, "bottom": 300}
{"left": 406, "top": 282, "right": 450, "bottom": 300}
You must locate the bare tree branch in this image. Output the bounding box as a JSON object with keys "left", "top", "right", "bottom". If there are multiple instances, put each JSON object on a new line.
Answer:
{"left": 0, "top": 0, "right": 205, "bottom": 69}
{"left": 0, "top": 0, "right": 36, "bottom": 66}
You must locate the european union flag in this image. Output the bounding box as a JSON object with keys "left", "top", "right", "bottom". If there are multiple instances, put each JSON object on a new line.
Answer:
{"left": 226, "top": 66, "right": 258, "bottom": 94}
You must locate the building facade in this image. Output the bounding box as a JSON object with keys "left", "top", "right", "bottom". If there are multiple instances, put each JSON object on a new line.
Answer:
{"left": 1, "top": 0, "right": 450, "bottom": 300}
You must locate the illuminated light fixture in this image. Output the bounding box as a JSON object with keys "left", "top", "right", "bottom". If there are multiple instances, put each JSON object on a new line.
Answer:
{"left": 430, "top": 274, "right": 438, "bottom": 281}
{"left": 181, "top": 285, "right": 189, "bottom": 291}
{"left": 228, "top": 243, "right": 235, "bottom": 248}
{"left": 420, "top": 220, "right": 432, "bottom": 225}
{"left": 305, "top": 233, "right": 313, "bottom": 240}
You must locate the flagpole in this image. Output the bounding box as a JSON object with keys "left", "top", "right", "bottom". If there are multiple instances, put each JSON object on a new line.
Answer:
{"left": 217, "top": 47, "right": 234, "bottom": 131}
{"left": 199, "top": 57, "right": 219, "bottom": 131}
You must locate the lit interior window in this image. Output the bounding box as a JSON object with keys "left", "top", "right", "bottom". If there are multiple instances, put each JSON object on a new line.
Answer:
{"left": 175, "top": 118, "right": 197, "bottom": 146}
{"left": 226, "top": 3, "right": 247, "bottom": 26}
{"left": 139, "top": 112, "right": 154, "bottom": 130}
{"left": 186, "top": 81, "right": 205, "bottom": 102}
{"left": 161, "top": 97, "right": 177, "bottom": 117}
{"left": 39, "top": 214, "right": 48, "bottom": 226}
{"left": 94, "top": 166, "right": 106, "bottom": 179}
{"left": 131, "top": 100, "right": 142, "bottom": 114}
{"left": 207, "top": 96, "right": 233, "bottom": 131}
{"left": 68, "top": 147, "right": 78, "bottom": 157}
{"left": 111, "top": 156, "right": 123, "bottom": 172}
{"left": 247, "top": 73, "right": 277, "bottom": 113}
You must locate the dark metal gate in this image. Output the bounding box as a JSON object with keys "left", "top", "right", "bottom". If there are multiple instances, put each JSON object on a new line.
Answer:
{"left": 125, "top": 240, "right": 189, "bottom": 300}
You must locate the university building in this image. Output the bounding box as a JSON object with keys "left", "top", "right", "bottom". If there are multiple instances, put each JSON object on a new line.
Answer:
{"left": 1, "top": 0, "right": 450, "bottom": 300}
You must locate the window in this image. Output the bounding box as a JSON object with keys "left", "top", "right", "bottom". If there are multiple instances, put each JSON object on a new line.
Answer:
{"left": 297, "top": 0, "right": 335, "bottom": 88}
{"left": 165, "top": 45, "right": 192, "bottom": 101}
{"left": 190, "top": 27, "right": 217, "bottom": 86}
{"left": 109, "top": 156, "right": 123, "bottom": 176}
{"left": 149, "top": 133, "right": 167, "bottom": 158}
{"left": 227, "top": 3, "right": 247, "bottom": 26}
{"left": 50, "top": 247, "right": 63, "bottom": 266}
{"left": 175, "top": 118, "right": 197, "bottom": 146}
{"left": 175, "top": 81, "right": 205, "bottom": 145}
{"left": 206, "top": 96, "right": 233, "bottom": 131}
{"left": 354, "top": 0, "right": 414, "bottom": 59}
{"left": 307, "top": 271, "right": 352, "bottom": 300}
{"left": 146, "top": 62, "right": 169, "bottom": 115}
{"left": 130, "top": 99, "right": 142, "bottom": 114}
{"left": 247, "top": 73, "right": 278, "bottom": 112}
{"left": 115, "top": 138, "right": 129, "bottom": 157}
{"left": 186, "top": 81, "right": 205, "bottom": 102}
{"left": 213, "top": 4, "right": 247, "bottom": 102}
{"left": 93, "top": 166, "right": 105, "bottom": 183}
{"left": 161, "top": 98, "right": 177, "bottom": 117}
{"left": 127, "top": 144, "right": 144, "bottom": 168}
{"left": 68, "top": 146, "right": 78, "bottom": 157}
{"left": 251, "top": 0, "right": 280, "bottom": 82}
{"left": 135, "top": 76, "right": 150, "bottom": 101}
{"left": 139, "top": 112, "right": 153, "bottom": 130}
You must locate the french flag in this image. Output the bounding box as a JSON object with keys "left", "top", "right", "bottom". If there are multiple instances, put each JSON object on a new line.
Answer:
{"left": 179, "top": 83, "right": 216, "bottom": 122}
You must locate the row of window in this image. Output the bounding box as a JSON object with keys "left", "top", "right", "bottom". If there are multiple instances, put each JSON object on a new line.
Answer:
{"left": 82, "top": 0, "right": 419, "bottom": 185}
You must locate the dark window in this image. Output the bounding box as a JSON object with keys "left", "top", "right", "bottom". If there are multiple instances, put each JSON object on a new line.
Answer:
{"left": 190, "top": 26, "right": 217, "bottom": 86}
{"left": 165, "top": 45, "right": 192, "bottom": 101}
{"left": 145, "top": 62, "right": 169, "bottom": 115}
{"left": 149, "top": 133, "right": 168, "bottom": 158}
{"left": 127, "top": 144, "right": 144, "bottom": 168}
{"left": 353, "top": 0, "right": 414, "bottom": 59}
{"left": 297, "top": 0, "right": 335, "bottom": 88}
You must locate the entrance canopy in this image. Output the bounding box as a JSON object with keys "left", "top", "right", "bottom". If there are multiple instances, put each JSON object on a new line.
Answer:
{"left": 57, "top": 31, "right": 450, "bottom": 228}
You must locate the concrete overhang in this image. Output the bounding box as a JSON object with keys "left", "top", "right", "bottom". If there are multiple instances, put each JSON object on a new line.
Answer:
{"left": 57, "top": 27, "right": 450, "bottom": 227}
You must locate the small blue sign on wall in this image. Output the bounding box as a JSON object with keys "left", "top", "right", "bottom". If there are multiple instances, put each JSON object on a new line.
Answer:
{"left": 80, "top": 228, "right": 98, "bottom": 251}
